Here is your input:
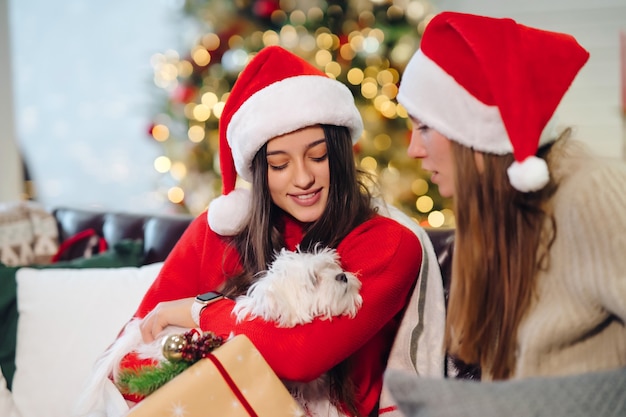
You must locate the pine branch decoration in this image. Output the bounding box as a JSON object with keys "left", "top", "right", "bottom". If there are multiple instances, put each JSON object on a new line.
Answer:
{"left": 118, "top": 361, "right": 191, "bottom": 397}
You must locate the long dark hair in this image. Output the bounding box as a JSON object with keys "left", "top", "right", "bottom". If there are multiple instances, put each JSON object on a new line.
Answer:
{"left": 220, "top": 124, "right": 375, "bottom": 416}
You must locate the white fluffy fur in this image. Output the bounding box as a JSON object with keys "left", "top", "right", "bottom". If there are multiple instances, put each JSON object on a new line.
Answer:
{"left": 506, "top": 155, "right": 550, "bottom": 192}
{"left": 73, "top": 320, "right": 192, "bottom": 417}
{"left": 397, "top": 50, "right": 511, "bottom": 155}
{"left": 75, "top": 246, "right": 361, "bottom": 417}
{"left": 207, "top": 188, "right": 251, "bottom": 236}
{"left": 233, "top": 245, "right": 362, "bottom": 327}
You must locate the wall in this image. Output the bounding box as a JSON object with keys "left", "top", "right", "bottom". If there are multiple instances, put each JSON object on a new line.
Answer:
{"left": 436, "top": 0, "right": 626, "bottom": 159}
{"left": 5, "top": 0, "right": 186, "bottom": 212}
{"left": 0, "top": 0, "right": 22, "bottom": 202}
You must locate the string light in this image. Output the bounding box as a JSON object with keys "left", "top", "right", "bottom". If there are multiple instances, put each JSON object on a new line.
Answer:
{"left": 148, "top": 0, "right": 453, "bottom": 227}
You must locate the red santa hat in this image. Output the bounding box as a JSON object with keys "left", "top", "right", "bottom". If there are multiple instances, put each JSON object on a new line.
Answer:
{"left": 397, "top": 12, "right": 589, "bottom": 192}
{"left": 208, "top": 45, "right": 363, "bottom": 235}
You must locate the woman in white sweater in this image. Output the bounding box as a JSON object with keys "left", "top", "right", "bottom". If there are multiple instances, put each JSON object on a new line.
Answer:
{"left": 396, "top": 11, "right": 626, "bottom": 380}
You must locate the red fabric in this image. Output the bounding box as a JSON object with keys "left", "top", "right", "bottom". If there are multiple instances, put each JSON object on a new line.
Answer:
{"left": 379, "top": 405, "right": 398, "bottom": 414}
{"left": 128, "top": 210, "right": 422, "bottom": 416}
{"left": 51, "top": 228, "right": 107, "bottom": 262}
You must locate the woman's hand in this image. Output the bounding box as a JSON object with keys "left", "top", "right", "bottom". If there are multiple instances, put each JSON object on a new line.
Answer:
{"left": 139, "top": 297, "right": 196, "bottom": 343}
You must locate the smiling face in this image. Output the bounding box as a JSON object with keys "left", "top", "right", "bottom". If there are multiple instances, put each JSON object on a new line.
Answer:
{"left": 266, "top": 126, "right": 330, "bottom": 223}
{"left": 406, "top": 117, "right": 456, "bottom": 198}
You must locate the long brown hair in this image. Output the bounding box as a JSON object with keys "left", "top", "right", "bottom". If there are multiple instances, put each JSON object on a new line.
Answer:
{"left": 444, "top": 132, "right": 568, "bottom": 379}
{"left": 221, "top": 124, "right": 375, "bottom": 416}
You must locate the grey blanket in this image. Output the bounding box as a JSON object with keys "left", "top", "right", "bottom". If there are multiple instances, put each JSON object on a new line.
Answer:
{"left": 385, "top": 367, "right": 626, "bottom": 417}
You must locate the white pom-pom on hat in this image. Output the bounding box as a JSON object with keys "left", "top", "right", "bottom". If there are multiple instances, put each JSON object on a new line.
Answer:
{"left": 208, "top": 188, "right": 251, "bottom": 236}
{"left": 506, "top": 156, "right": 550, "bottom": 193}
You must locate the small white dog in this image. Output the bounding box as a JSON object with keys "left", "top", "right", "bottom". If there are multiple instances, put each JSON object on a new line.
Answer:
{"left": 233, "top": 245, "right": 362, "bottom": 327}
{"left": 74, "top": 245, "right": 362, "bottom": 417}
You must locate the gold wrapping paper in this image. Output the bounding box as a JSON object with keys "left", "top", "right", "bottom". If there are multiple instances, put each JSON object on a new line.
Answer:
{"left": 126, "top": 334, "right": 305, "bottom": 417}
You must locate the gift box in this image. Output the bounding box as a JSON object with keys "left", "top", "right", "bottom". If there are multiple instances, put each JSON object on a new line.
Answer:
{"left": 126, "top": 334, "right": 305, "bottom": 417}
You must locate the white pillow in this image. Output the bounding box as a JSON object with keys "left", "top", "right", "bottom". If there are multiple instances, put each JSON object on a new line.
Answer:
{"left": 12, "top": 263, "right": 162, "bottom": 417}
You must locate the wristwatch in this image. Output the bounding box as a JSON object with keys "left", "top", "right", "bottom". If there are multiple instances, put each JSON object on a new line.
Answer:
{"left": 190, "top": 291, "right": 225, "bottom": 326}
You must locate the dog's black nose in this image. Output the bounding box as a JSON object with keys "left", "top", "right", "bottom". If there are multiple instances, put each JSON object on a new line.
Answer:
{"left": 336, "top": 273, "right": 348, "bottom": 283}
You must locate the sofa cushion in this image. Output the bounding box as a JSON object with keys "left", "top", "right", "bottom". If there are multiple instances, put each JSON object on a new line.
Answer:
{"left": 0, "top": 202, "right": 59, "bottom": 267}
{"left": 52, "top": 207, "right": 193, "bottom": 265}
{"left": 11, "top": 262, "right": 162, "bottom": 417}
{"left": 384, "top": 368, "right": 626, "bottom": 417}
{"left": 0, "top": 239, "right": 144, "bottom": 390}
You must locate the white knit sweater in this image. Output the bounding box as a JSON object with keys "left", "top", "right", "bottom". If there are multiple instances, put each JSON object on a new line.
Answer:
{"left": 515, "top": 139, "right": 626, "bottom": 378}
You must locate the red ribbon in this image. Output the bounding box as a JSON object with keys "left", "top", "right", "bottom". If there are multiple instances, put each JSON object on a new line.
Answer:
{"left": 206, "top": 353, "right": 258, "bottom": 417}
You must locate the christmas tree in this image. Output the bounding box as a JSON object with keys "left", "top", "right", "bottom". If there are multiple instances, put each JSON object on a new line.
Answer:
{"left": 148, "top": 0, "right": 454, "bottom": 227}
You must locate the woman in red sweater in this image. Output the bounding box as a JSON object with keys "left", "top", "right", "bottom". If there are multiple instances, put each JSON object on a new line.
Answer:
{"left": 124, "top": 46, "right": 423, "bottom": 417}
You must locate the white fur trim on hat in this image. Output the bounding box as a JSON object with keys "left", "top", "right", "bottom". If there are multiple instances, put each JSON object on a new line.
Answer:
{"left": 399, "top": 51, "right": 563, "bottom": 153}
{"left": 227, "top": 75, "right": 363, "bottom": 182}
{"left": 207, "top": 188, "right": 251, "bottom": 235}
{"left": 398, "top": 50, "right": 512, "bottom": 154}
{"left": 506, "top": 156, "right": 550, "bottom": 192}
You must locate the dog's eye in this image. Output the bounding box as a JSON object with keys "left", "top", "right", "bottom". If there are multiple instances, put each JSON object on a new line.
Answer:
{"left": 335, "top": 273, "right": 348, "bottom": 283}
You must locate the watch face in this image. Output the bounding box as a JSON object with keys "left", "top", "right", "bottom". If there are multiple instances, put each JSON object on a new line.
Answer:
{"left": 196, "top": 291, "right": 223, "bottom": 303}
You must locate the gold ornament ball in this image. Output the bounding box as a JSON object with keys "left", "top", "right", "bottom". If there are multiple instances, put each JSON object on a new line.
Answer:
{"left": 162, "top": 334, "right": 187, "bottom": 361}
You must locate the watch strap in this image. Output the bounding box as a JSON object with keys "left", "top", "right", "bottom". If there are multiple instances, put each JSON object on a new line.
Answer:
{"left": 191, "top": 292, "right": 225, "bottom": 326}
{"left": 190, "top": 300, "right": 206, "bottom": 327}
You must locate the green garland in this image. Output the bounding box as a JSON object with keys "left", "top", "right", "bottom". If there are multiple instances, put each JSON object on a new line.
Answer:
{"left": 116, "top": 330, "right": 225, "bottom": 398}
{"left": 117, "top": 361, "right": 191, "bottom": 397}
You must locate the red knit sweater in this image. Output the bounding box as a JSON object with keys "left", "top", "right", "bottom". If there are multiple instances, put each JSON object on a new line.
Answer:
{"left": 131, "top": 211, "right": 422, "bottom": 416}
